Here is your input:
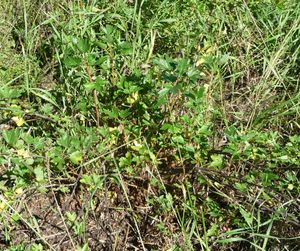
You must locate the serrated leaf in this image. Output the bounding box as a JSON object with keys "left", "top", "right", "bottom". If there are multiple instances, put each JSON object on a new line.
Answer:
{"left": 64, "top": 57, "right": 82, "bottom": 67}
{"left": 77, "top": 38, "right": 90, "bottom": 53}
{"left": 153, "top": 58, "right": 172, "bottom": 71}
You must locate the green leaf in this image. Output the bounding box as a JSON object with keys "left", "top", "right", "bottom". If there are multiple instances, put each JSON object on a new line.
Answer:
{"left": 239, "top": 207, "right": 253, "bottom": 227}
{"left": 216, "top": 237, "right": 247, "bottom": 244}
{"left": 158, "top": 87, "right": 171, "bottom": 96}
{"left": 234, "top": 182, "right": 247, "bottom": 193}
{"left": 187, "top": 68, "right": 201, "bottom": 82}
{"left": 11, "top": 213, "right": 21, "bottom": 222}
{"left": 87, "top": 54, "right": 96, "bottom": 65}
{"left": 218, "top": 54, "right": 230, "bottom": 65}
{"left": 34, "top": 166, "right": 44, "bottom": 182}
{"left": 76, "top": 243, "right": 89, "bottom": 251}
{"left": 119, "top": 109, "right": 131, "bottom": 118}
{"left": 103, "top": 108, "right": 119, "bottom": 119}
{"left": 210, "top": 154, "right": 223, "bottom": 168}
{"left": 66, "top": 211, "right": 76, "bottom": 222}
{"left": 2, "top": 129, "right": 20, "bottom": 146}
{"left": 70, "top": 151, "right": 83, "bottom": 164}
{"left": 119, "top": 42, "right": 132, "bottom": 55}
{"left": 153, "top": 58, "right": 172, "bottom": 71}
{"left": 177, "top": 58, "right": 189, "bottom": 75}
{"left": 172, "top": 135, "right": 185, "bottom": 144}
{"left": 207, "top": 223, "right": 218, "bottom": 237}
{"left": 195, "top": 87, "right": 205, "bottom": 99}
{"left": 80, "top": 174, "right": 93, "bottom": 186}
{"left": 0, "top": 87, "right": 23, "bottom": 98}
{"left": 94, "top": 41, "right": 107, "bottom": 49}
{"left": 160, "top": 18, "right": 177, "bottom": 23}
{"left": 84, "top": 82, "right": 95, "bottom": 92}
{"left": 261, "top": 172, "right": 278, "bottom": 186}
{"left": 94, "top": 77, "right": 108, "bottom": 92}
{"left": 30, "top": 88, "right": 60, "bottom": 109}
{"left": 161, "top": 123, "right": 172, "bottom": 130}
{"left": 185, "top": 145, "right": 195, "bottom": 152}
{"left": 77, "top": 38, "right": 90, "bottom": 53}
{"left": 64, "top": 57, "right": 82, "bottom": 67}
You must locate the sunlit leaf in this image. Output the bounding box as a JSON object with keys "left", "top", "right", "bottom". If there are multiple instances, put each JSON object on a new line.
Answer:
{"left": 70, "top": 151, "right": 83, "bottom": 164}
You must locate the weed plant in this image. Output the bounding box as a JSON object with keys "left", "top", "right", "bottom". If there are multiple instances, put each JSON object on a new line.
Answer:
{"left": 0, "top": 0, "right": 299, "bottom": 250}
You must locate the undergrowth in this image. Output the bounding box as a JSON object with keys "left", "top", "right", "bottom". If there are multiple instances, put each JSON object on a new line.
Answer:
{"left": 0, "top": 0, "right": 299, "bottom": 250}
